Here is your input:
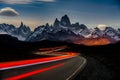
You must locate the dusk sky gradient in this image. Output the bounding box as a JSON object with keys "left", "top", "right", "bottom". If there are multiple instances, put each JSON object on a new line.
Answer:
{"left": 0, "top": 0, "right": 120, "bottom": 30}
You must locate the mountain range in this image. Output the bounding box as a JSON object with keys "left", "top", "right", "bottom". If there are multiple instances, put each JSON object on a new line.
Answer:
{"left": 0, "top": 15, "right": 120, "bottom": 45}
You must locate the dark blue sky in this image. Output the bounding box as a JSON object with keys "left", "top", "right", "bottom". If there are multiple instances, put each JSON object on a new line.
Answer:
{"left": 0, "top": 0, "right": 120, "bottom": 30}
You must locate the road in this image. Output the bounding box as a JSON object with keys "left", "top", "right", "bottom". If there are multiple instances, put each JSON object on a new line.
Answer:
{"left": 0, "top": 47, "right": 86, "bottom": 80}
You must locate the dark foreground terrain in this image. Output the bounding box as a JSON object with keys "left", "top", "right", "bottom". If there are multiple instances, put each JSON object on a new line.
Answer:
{"left": 0, "top": 34, "right": 120, "bottom": 80}
{"left": 73, "top": 42, "right": 120, "bottom": 80}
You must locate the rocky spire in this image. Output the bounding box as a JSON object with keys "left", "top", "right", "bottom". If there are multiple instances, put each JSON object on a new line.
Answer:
{"left": 60, "top": 14, "right": 71, "bottom": 26}
{"left": 20, "top": 21, "right": 24, "bottom": 27}
{"left": 53, "top": 18, "right": 60, "bottom": 27}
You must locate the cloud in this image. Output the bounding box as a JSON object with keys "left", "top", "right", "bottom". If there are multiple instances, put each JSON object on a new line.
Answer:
{"left": 36, "top": 0, "right": 55, "bottom": 2}
{"left": 0, "top": 7, "right": 19, "bottom": 17}
{"left": 0, "top": 0, "right": 32, "bottom": 4}
{"left": 97, "top": 24, "right": 107, "bottom": 30}
{"left": 0, "top": 0, "right": 55, "bottom": 4}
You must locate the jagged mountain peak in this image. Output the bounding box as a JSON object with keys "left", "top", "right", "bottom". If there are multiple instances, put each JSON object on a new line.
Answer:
{"left": 105, "top": 27, "right": 114, "bottom": 30}
{"left": 26, "top": 15, "right": 120, "bottom": 43}
{"left": 0, "top": 23, "right": 15, "bottom": 27}
{"left": 19, "top": 22, "right": 27, "bottom": 28}
{"left": 55, "top": 18, "right": 59, "bottom": 22}
{"left": 19, "top": 21, "right": 28, "bottom": 29}
{"left": 94, "top": 27, "right": 101, "bottom": 31}
{"left": 60, "top": 14, "right": 71, "bottom": 26}
{"left": 45, "top": 23, "right": 50, "bottom": 27}
{"left": 74, "top": 22, "right": 80, "bottom": 26}
{"left": 18, "top": 22, "right": 31, "bottom": 32}
{"left": 0, "top": 22, "right": 32, "bottom": 41}
{"left": 79, "top": 24, "right": 88, "bottom": 30}
{"left": 54, "top": 18, "right": 60, "bottom": 27}
{"left": 20, "top": 21, "right": 24, "bottom": 26}
{"left": 104, "top": 27, "right": 117, "bottom": 33}
{"left": 0, "top": 15, "right": 120, "bottom": 43}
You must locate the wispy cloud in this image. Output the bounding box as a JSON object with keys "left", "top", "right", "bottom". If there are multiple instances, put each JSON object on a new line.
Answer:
{"left": 0, "top": 7, "right": 19, "bottom": 16}
{"left": 36, "top": 0, "right": 55, "bottom": 2}
{"left": 0, "top": 0, "right": 55, "bottom": 4}
{"left": 0, "top": 0, "right": 32, "bottom": 4}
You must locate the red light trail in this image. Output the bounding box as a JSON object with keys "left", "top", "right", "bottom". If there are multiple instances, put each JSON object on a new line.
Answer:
{"left": 0, "top": 52, "right": 77, "bottom": 70}
{"left": 5, "top": 63, "right": 64, "bottom": 80}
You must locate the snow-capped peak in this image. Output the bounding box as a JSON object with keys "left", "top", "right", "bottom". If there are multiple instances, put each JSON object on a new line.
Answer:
{"left": 0, "top": 15, "right": 120, "bottom": 43}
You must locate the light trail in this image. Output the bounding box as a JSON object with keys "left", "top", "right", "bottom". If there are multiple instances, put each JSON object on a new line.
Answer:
{"left": 0, "top": 52, "right": 77, "bottom": 70}
{"left": 39, "top": 46, "right": 67, "bottom": 51}
{"left": 4, "top": 63, "right": 64, "bottom": 80}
